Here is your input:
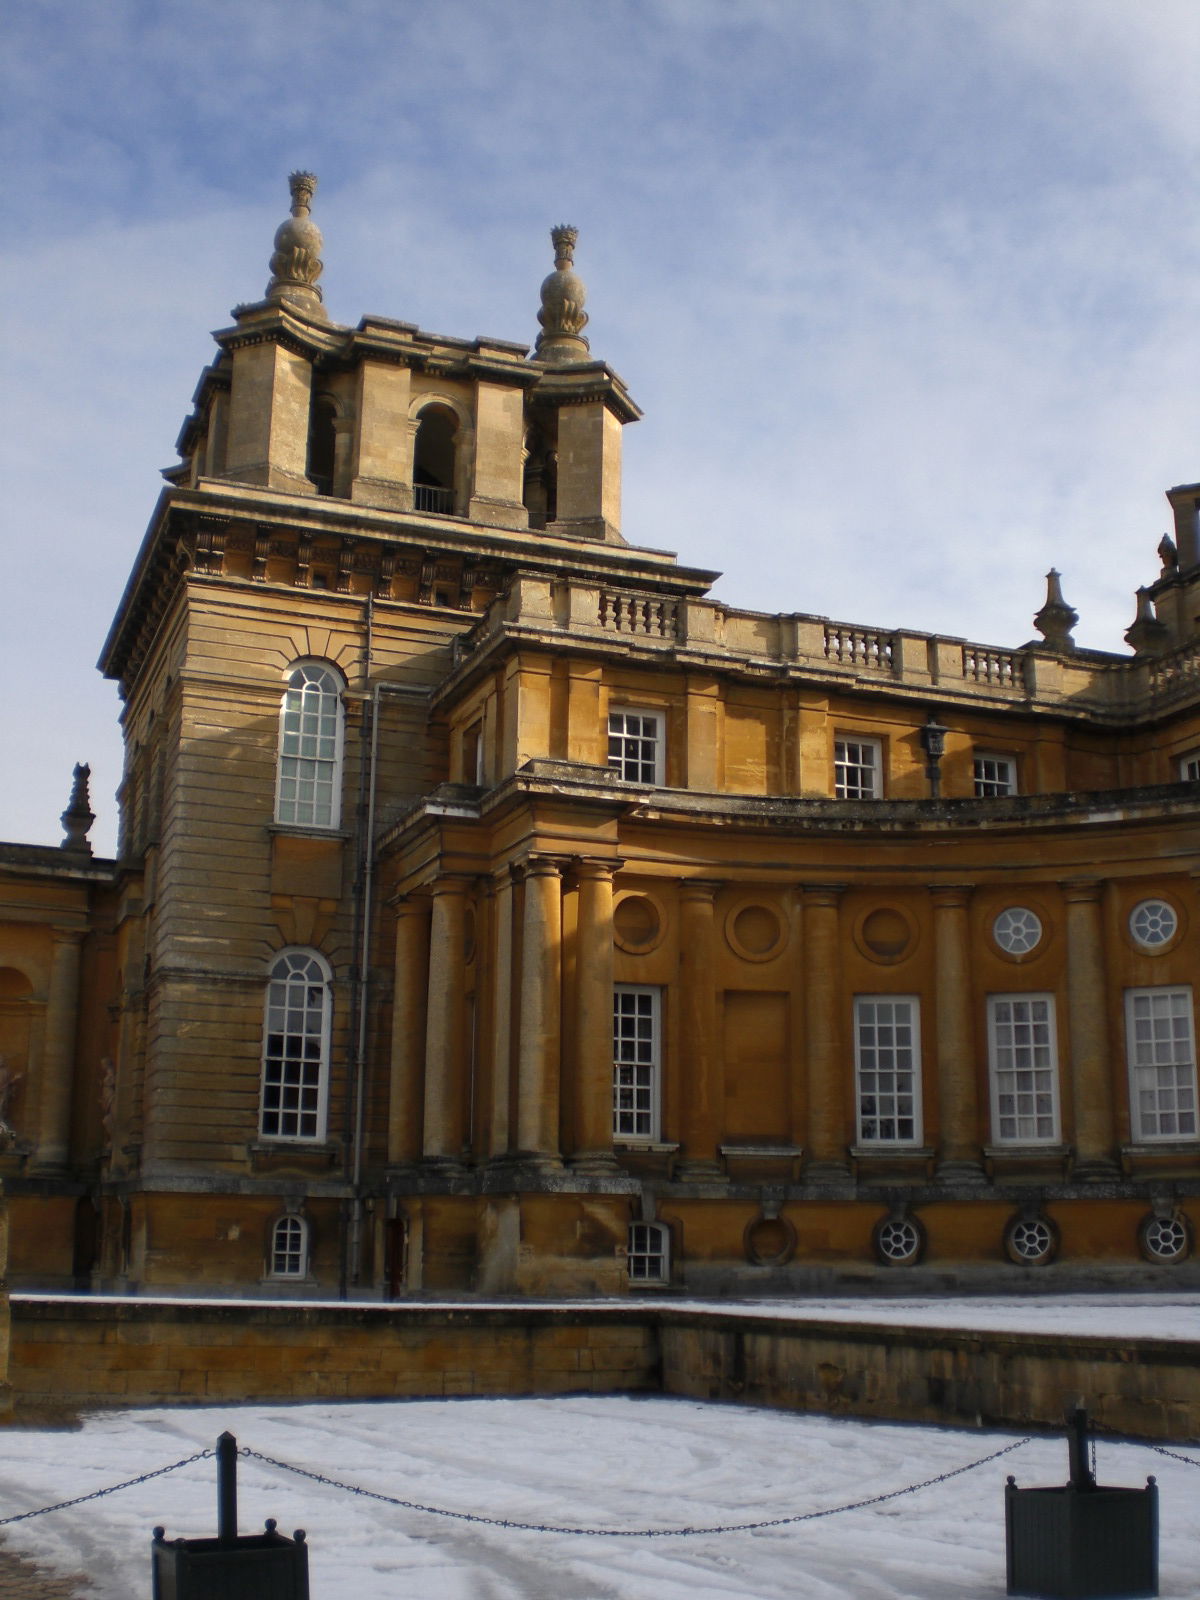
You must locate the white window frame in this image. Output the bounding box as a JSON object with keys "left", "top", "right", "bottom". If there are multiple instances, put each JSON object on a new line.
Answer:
{"left": 275, "top": 661, "right": 345, "bottom": 829}
{"left": 1180, "top": 751, "right": 1200, "bottom": 783}
{"left": 834, "top": 736, "right": 882, "bottom": 799}
{"left": 973, "top": 752, "right": 1017, "bottom": 797}
{"left": 987, "top": 993, "right": 1060, "bottom": 1145}
{"left": 854, "top": 995, "right": 923, "bottom": 1146}
{"left": 607, "top": 708, "right": 665, "bottom": 785}
{"left": 260, "top": 948, "right": 332, "bottom": 1142}
{"left": 613, "top": 984, "right": 661, "bottom": 1142}
{"left": 269, "top": 1214, "right": 309, "bottom": 1278}
{"left": 1125, "top": 987, "right": 1198, "bottom": 1143}
{"left": 627, "top": 1220, "right": 670, "bottom": 1284}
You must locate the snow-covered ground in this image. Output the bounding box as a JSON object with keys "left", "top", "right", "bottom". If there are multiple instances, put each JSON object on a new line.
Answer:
{"left": 0, "top": 1395, "right": 1197, "bottom": 1599}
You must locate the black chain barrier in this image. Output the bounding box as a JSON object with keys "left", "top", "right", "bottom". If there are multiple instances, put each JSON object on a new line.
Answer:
{"left": 237, "top": 1436, "right": 1032, "bottom": 1538}
{"left": 2, "top": 1431, "right": 1196, "bottom": 1539}
{"left": 0, "top": 1449, "right": 213, "bottom": 1528}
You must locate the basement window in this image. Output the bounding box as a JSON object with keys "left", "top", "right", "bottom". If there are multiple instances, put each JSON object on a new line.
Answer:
{"left": 270, "top": 1214, "right": 309, "bottom": 1278}
{"left": 627, "top": 1221, "right": 669, "bottom": 1285}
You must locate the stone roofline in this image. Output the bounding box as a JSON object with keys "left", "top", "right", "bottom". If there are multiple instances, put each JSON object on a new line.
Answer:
{"left": 434, "top": 573, "right": 1200, "bottom": 726}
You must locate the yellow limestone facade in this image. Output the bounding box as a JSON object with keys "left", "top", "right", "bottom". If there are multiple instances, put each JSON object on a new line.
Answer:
{"left": 1, "top": 175, "right": 1199, "bottom": 1299}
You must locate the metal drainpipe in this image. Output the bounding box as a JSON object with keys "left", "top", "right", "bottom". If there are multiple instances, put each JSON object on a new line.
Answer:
{"left": 342, "top": 595, "right": 375, "bottom": 1298}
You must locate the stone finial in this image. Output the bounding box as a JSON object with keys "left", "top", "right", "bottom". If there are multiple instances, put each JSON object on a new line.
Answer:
{"left": 60, "top": 762, "right": 95, "bottom": 855}
{"left": 1158, "top": 533, "right": 1178, "bottom": 572}
{"left": 1033, "top": 569, "right": 1078, "bottom": 653}
{"left": 265, "top": 171, "right": 326, "bottom": 319}
{"left": 535, "top": 223, "right": 590, "bottom": 365}
{"left": 1124, "top": 586, "right": 1171, "bottom": 657}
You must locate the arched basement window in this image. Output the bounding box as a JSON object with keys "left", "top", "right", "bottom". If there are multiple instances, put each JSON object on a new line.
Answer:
{"left": 260, "top": 949, "right": 331, "bottom": 1142}
{"left": 270, "top": 1213, "right": 310, "bottom": 1277}
{"left": 276, "top": 661, "right": 344, "bottom": 829}
{"left": 307, "top": 394, "right": 337, "bottom": 494}
{"left": 412, "top": 405, "right": 458, "bottom": 514}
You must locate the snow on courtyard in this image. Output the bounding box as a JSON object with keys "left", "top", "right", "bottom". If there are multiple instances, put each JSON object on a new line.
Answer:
{"left": 0, "top": 1393, "right": 1197, "bottom": 1599}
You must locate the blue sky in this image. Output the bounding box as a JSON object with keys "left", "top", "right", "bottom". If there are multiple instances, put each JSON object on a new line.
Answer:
{"left": 4, "top": 0, "right": 1199, "bottom": 853}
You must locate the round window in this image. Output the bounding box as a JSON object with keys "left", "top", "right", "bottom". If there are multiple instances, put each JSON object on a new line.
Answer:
{"left": 993, "top": 907, "right": 1042, "bottom": 957}
{"left": 1004, "top": 1214, "right": 1057, "bottom": 1266}
{"left": 873, "top": 1216, "right": 923, "bottom": 1267}
{"left": 1129, "top": 899, "right": 1178, "bottom": 950}
{"left": 1139, "top": 1213, "right": 1190, "bottom": 1266}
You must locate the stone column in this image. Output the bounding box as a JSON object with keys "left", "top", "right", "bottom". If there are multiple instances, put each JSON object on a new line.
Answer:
{"left": 388, "top": 896, "right": 430, "bottom": 1166}
{"left": 571, "top": 861, "right": 619, "bottom": 1173}
{"left": 32, "top": 929, "right": 83, "bottom": 1170}
{"left": 422, "top": 878, "right": 469, "bottom": 1169}
{"left": 802, "top": 887, "right": 848, "bottom": 1180}
{"left": 516, "top": 858, "right": 563, "bottom": 1168}
{"left": 1063, "top": 879, "right": 1118, "bottom": 1178}
{"left": 487, "top": 868, "right": 516, "bottom": 1160}
{"left": 677, "top": 880, "right": 725, "bottom": 1180}
{"left": 930, "top": 886, "right": 984, "bottom": 1182}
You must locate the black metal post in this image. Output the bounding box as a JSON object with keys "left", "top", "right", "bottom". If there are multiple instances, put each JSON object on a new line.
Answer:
{"left": 217, "top": 1431, "right": 238, "bottom": 1543}
{"left": 1067, "top": 1404, "right": 1096, "bottom": 1491}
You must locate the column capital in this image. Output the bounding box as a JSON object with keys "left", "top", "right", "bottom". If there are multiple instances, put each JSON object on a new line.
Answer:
{"left": 801, "top": 883, "right": 846, "bottom": 906}
{"left": 428, "top": 873, "right": 473, "bottom": 900}
{"left": 519, "top": 855, "right": 565, "bottom": 881}
{"left": 929, "top": 883, "right": 974, "bottom": 909}
{"left": 1060, "top": 877, "right": 1104, "bottom": 905}
{"left": 392, "top": 893, "right": 432, "bottom": 920}
{"left": 573, "top": 856, "right": 623, "bottom": 884}
{"left": 49, "top": 926, "right": 86, "bottom": 947}
{"left": 680, "top": 878, "right": 723, "bottom": 903}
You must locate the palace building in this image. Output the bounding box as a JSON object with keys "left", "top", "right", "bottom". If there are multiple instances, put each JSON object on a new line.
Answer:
{"left": 1, "top": 175, "right": 1198, "bottom": 1298}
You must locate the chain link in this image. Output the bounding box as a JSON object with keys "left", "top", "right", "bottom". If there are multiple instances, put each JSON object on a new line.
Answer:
{"left": 1143, "top": 1441, "right": 1200, "bottom": 1470}
{"left": 238, "top": 1437, "right": 1032, "bottom": 1539}
{"left": 0, "top": 1449, "right": 213, "bottom": 1529}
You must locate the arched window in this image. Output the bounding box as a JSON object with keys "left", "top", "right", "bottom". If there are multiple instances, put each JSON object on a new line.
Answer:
{"left": 307, "top": 394, "right": 337, "bottom": 495}
{"left": 275, "top": 662, "right": 344, "bottom": 829}
{"left": 260, "top": 949, "right": 331, "bottom": 1142}
{"left": 627, "top": 1221, "right": 670, "bottom": 1284}
{"left": 269, "top": 1213, "right": 310, "bottom": 1278}
{"left": 412, "top": 405, "right": 458, "bottom": 514}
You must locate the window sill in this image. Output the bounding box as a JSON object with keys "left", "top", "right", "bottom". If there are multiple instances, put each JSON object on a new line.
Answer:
{"left": 267, "top": 823, "right": 352, "bottom": 840}
{"left": 851, "top": 1145, "right": 934, "bottom": 1159}
{"left": 614, "top": 1141, "right": 678, "bottom": 1153}
{"left": 249, "top": 1141, "right": 340, "bottom": 1174}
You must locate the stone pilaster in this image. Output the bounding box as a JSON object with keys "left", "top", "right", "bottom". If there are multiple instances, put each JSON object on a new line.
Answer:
{"left": 1062, "top": 879, "right": 1119, "bottom": 1179}
{"left": 516, "top": 859, "right": 563, "bottom": 1168}
{"left": 31, "top": 929, "right": 83, "bottom": 1171}
{"left": 677, "top": 880, "right": 725, "bottom": 1180}
{"left": 487, "top": 868, "right": 516, "bottom": 1160}
{"left": 931, "top": 886, "right": 984, "bottom": 1182}
{"left": 571, "top": 861, "right": 620, "bottom": 1174}
{"left": 422, "top": 878, "right": 469, "bottom": 1169}
{"left": 388, "top": 896, "right": 430, "bottom": 1166}
{"left": 802, "top": 887, "right": 849, "bottom": 1180}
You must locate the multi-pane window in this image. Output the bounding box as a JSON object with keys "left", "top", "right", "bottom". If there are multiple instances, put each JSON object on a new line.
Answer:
{"left": 276, "top": 662, "right": 344, "bottom": 828}
{"left": 1129, "top": 899, "right": 1178, "bottom": 950}
{"left": 627, "top": 1221, "right": 669, "bottom": 1284}
{"left": 988, "top": 994, "right": 1059, "bottom": 1144}
{"left": 855, "top": 996, "right": 922, "bottom": 1144}
{"left": 1180, "top": 752, "right": 1200, "bottom": 783}
{"left": 608, "top": 709, "right": 663, "bottom": 785}
{"left": 260, "top": 949, "right": 331, "bottom": 1141}
{"left": 613, "top": 985, "right": 660, "bottom": 1141}
{"left": 974, "top": 754, "right": 1016, "bottom": 797}
{"left": 834, "top": 738, "right": 881, "bottom": 799}
{"left": 1125, "top": 988, "right": 1197, "bottom": 1142}
{"left": 270, "top": 1215, "right": 308, "bottom": 1277}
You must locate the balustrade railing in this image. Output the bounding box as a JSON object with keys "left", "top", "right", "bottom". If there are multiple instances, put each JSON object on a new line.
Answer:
{"left": 599, "top": 591, "right": 679, "bottom": 638}
{"left": 962, "top": 646, "right": 1020, "bottom": 689}
{"left": 823, "top": 625, "right": 893, "bottom": 671}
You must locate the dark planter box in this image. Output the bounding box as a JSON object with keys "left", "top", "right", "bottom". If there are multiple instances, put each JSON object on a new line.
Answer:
{"left": 152, "top": 1521, "right": 309, "bottom": 1600}
{"left": 1005, "top": 1479, "right": 1158, "bottom": 1599}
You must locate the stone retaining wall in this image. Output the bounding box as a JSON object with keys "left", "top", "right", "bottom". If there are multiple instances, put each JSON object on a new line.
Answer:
{"left": 8, "top": 1297, "right": 1199, "bottom": 1440}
